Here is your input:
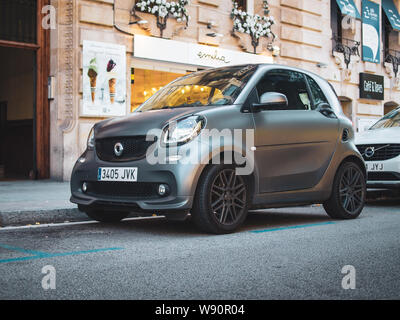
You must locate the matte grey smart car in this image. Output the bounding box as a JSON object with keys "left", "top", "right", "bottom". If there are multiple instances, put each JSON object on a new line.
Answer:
{"left": 71, "top": 64, "right": 366, "bottom": 234}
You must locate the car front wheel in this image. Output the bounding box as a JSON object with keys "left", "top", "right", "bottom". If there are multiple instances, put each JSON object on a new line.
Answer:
{"left": 323, "top": 161, "right": 366, "bottom": 219}
{"left": 192, "top": 165, "right": 249, "bottom": 234}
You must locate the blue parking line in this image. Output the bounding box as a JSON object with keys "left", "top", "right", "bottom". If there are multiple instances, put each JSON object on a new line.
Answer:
{"left": 250, "top": 221, "right": 335, "bottom": 233}
{"left": 0, "top": 243, "right": 50, "bottom": 256}
{"left": 0, "top": 244, "right": 123, "bottom": 264}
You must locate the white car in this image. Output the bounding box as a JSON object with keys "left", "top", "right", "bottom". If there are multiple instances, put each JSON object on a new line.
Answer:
{"left": 355, "top": 107, "right": 400, "bottom": 189}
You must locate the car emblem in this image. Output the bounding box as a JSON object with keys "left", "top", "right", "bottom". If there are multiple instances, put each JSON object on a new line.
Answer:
{"left": 364, "top": 147, "right": 375, "bottom": 158}
{"left": 363, "top": 144, "right": 389, "bottom": 158}
{"left": 114, "top": 142, "right": 124, "bottom": 157}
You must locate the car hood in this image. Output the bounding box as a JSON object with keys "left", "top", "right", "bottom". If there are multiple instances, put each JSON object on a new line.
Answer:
{"left": 355, "top": 127, "right": 400, "bottom": 145}
{"left": 94, "top": 107, "right": 206, "bottom": 139}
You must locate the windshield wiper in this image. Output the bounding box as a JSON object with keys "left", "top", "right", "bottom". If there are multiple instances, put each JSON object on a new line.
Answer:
{"left": 161, "top": 102, "right": 203, "bottom": 109}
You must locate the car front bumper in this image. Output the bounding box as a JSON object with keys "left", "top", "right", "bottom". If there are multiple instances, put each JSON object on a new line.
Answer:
{"left": 365, "top": 157, "right": 400, "bottom": 189}
{"left": 70, "top": 148, "right": 207, "bottom": 214}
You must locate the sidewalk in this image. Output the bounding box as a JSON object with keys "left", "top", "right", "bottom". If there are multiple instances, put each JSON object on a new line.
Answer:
{"left": 0, "top": 180, "right": 88, "bottom": 227}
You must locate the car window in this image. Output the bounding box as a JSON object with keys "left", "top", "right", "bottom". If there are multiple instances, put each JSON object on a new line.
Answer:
{"left": 306, "top": 75, "right": 329, "bottom": 109}
{"left": 256, "top": 69, "right": 311, "bottom": 110}
{"left": 136, "top": 65, "right": 258, "bottom": 112}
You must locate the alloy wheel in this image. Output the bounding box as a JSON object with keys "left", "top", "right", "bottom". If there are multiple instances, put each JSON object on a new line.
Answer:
{"left": 210, "top": 169, "right": 247, "bottom": 226}
{"left": 339, "top": 165, "right": 365, "bottom": 215}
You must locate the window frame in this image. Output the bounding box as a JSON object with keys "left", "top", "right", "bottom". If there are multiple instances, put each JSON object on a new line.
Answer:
{"left": 331, "top": 0, "right": 342, "bottom": 41}
{"left": 304, "top": 74, "right": 330, "bottom": 110}
{"left": 252, "top": 68, "right": 316, "bottom": 112}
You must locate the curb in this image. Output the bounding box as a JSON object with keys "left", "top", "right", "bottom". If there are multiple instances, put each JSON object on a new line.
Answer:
{"left": 366, "top": 189, "right": 400, "bottom": 202}
{"left": 0, "top": 208, "right": 90, "bottom": 227}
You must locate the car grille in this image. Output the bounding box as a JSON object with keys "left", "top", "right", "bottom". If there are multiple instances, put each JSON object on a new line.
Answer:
{"left": 356, "top": 144, "right": 400, "bottom": 161}
{"left": 367, "top": 172, "right": 400, "bottom": 181}
{"left": 86, "top": 181, "right": 160, "bottom": 198}
{"left": 95, "top": 136, "right": 157, "bottom": 162}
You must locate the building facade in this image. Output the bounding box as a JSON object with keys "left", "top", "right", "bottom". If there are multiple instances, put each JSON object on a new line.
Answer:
{"left": 1, "top": 0, "right": 399, "bottom": 181}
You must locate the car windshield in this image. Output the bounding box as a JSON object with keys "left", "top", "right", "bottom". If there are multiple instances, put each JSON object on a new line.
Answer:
{"left": 369, "top": 108, "right": 400, "bottom": 130}
{"left": 136, "top": 65, "right": 257, "bottom": 112}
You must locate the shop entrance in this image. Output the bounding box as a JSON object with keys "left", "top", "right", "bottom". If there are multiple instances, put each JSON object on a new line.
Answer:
{"left": 0, "top": 0, "right": 50, "bottom": 180}
{"left": 0, "top": 47, "right": 35, "bottom": 179}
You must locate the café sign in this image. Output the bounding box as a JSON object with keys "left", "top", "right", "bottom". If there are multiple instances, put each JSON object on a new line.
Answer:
{"left": 359, "top": 73, "right": 384, "bottom": 100}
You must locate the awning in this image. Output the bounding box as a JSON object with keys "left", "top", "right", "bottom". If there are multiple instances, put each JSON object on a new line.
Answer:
{"left": 382, "top": 0, "right": 400, "bottom": 32}
{"left": 335, "top": 0, "right": 361, "bottom": 19}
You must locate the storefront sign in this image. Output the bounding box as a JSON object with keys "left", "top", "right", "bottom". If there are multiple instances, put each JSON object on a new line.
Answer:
{"left": 359, "top": 73, "right": 384, "bottom": 100}
{"left": 335, "top": 0, "right": 361, "bottom": 19}
{"left": 362, "top": 0, "right": 380, "bottom": 64}
{"left": 82, "top": 41, "right": 127, "bottom": 117}
{"left": 382, "top": 0, "right": 400, "bottom": 31}
{"left": 133, "top": 35, "right": 273, "bottom": 69}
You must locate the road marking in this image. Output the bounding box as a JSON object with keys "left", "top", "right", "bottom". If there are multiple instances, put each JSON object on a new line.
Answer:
{"left": 250, "top": 221, "right": 335, "bottom": 233}
{"left": 0, "top": 244, "right": 123, "bottom": 264}
{"left": 0, "top": 243, "right": 50, "bottom": 256}
{"left": 0, "top": 216, "right": 164, "bottom": 231}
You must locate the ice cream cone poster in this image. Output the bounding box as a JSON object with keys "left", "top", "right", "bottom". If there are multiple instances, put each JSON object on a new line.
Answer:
{"left": 82, "top": 41, "right": 127, "bottom": 117}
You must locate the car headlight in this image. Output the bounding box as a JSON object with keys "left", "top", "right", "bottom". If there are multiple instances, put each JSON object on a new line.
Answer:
{"left": 162, "top": 116, "right": 205, "bottom": 146}
{"left": 87, "top": 127, "right": 95, "bottom": 150}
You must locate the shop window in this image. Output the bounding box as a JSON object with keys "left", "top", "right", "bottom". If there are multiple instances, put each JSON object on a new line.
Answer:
{"left": 236, "top": 0, "right": 247, "bottom": 12}
{"left": 131, "top": 69, "right": 189, "bottom": 112}
{"left": 383, "top": 9, "right": 392, "bottom": 57}
{"left": 331, "top": 0, "right": 342, "bottom": 41}
{"left": 0, "top": 0, "right": 37, "bottom": 44}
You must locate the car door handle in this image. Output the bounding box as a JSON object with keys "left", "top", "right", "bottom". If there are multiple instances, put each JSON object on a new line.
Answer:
{"left": 316, "top": 103, "right": 337, "bottom": 119}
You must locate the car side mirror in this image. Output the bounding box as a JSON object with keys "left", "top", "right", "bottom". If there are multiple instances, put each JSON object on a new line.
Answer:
{"left": 252, "top": 92, "right": 288, "bottom": 112}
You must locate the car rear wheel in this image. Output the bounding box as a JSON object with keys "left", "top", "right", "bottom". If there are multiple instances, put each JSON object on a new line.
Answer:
{"left": 323, "top": 161, "right": 366, "bottom": 219}
{"left": 84, "top": 209, "right": 129, "bottom": 223}
{"left": 192, "top": 165, "right": 249, "bottom": 234}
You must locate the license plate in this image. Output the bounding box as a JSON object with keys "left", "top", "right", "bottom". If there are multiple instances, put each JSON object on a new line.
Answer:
{"left": 98, "top": 167, "right": 138, "bottom": 182}
{"left": 366, "top": 162, "right": 384, "bottom": 172}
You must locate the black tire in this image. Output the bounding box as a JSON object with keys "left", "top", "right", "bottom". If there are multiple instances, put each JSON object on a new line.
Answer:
{"left": 84, "top": 210, "right": 129, "bottom": 223}
{"left": 323, "top": 161, "right": 366, "bottom": 219}
{"left": 191, "top": 164, "right": 249, "bottom": 234}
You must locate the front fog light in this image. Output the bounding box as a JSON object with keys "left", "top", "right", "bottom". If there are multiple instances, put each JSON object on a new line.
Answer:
{"left": 158, "top": 184, "right": 169, "bottom": 196}
{"left": 82, "top": 182, "right": 88, "bottom": 193}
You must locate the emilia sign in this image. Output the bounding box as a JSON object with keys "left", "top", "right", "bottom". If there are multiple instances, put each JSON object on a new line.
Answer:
{"left": 133, "top": 34, "right": 272, "bottom": 68}
{"left": 359, "top": 73, "right": 384, "bottom": 100}
{"left": 361, "top": 0, "right": 380, "bottom": 64}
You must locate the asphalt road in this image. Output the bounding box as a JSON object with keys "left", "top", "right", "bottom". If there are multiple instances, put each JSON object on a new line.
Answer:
{"left": 0, "top": 199, "right": 399, "bottom": 300}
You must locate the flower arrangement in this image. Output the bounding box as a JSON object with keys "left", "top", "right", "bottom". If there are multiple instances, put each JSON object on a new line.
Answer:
{"left": 135, "top": 0, "right": 190, "bottom": 37}
{"left": 231, "top": 0, "right": 276, "bottom": 53}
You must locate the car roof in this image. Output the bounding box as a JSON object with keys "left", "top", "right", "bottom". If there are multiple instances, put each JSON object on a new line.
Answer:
{"left": 204, "top": 63, "right": 328, "bottom": 84}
